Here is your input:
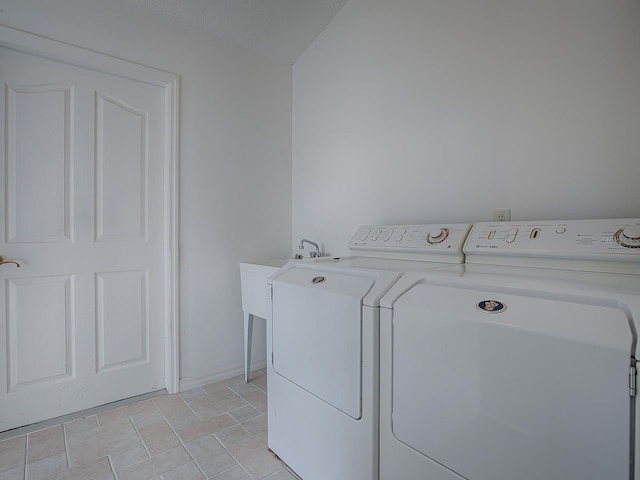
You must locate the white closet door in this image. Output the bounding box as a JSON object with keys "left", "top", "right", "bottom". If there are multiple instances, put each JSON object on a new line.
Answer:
{"left": 0, "top": 46, "right": 166, "bottom": 431}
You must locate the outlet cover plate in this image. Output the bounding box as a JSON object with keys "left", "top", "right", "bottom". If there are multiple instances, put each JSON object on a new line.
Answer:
{"left": 493, "top": 209, "right": 511, "bottom": 221}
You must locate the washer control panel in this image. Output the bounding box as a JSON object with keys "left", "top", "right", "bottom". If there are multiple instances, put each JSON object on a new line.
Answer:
{"left": 464, "top": 218, "right": 640, "bottom": 272}
{"left": 349, "top": 224, "right": 472, "bottom": 262}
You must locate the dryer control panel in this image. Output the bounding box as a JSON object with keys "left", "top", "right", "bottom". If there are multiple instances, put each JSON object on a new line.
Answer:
{"left": 349, "top": 224, "right": 472, "bottom": 262}
{"left": 464, "top": 218, "right": 640, "bottom": 273}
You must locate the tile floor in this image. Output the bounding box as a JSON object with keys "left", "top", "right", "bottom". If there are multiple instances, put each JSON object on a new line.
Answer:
{"left": 0, "top": 370, "right": 300, "bottom": 480}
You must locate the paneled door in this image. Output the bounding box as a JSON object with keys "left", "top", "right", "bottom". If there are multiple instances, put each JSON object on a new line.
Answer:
{"left": 0, "top": 43, "right": 170, "bottom": 431}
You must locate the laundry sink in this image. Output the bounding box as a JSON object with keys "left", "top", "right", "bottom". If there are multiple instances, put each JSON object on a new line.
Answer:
{"left": 239, "top": 258, "right": 293, "bottom": 382}
{"left": 239, "top": 259, "right": 290, "bottom": 318}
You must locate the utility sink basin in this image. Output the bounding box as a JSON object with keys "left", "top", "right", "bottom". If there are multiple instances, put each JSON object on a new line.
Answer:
{"left": 239, "top": 259, "right": 290, "bottom": 318}
{"left": 239, "top": 256, "right": 334, "bottom": 381}
{"left": 239, "top": 258, "right": 293, "bottom": 382}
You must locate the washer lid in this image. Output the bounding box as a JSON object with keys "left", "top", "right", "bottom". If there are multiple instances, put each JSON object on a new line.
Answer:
{"left": 272, "top": 259, "right": 403, "bottom": 307}
{"left": 271, "top": 267, "right": 376, "bottom": 418}
{"left": 391, "top": 282, "right": 633, "bottom": 480}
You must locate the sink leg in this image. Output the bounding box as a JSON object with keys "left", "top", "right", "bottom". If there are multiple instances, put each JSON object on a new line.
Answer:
{"left": 244, "top": 312, "right": 254, "bottom": 382}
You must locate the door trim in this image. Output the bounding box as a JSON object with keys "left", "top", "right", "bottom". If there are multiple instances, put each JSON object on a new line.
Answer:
{"left": 0, "top": 25, "right": 181, "bottom": 393}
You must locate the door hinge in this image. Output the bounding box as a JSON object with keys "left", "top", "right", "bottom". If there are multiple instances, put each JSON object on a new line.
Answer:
{"left": 630, "top": 365, "right": 637, "bottom": 397}
{"left": 271, "top": 352, "right": 274, "bottom": 365}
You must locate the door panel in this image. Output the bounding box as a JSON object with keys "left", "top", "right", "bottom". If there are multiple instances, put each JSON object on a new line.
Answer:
{"left": 96, "top": 270, "right": 148, "bottom": 372}
{"left": 96, "top": 93, "right": 147, "bottom": 241}
{"left": 6, "top": 84, "right": 72, "bottom": 243}
{"left": 0, "top": 45, "right": 166, "bottom": 431}
{"left": 7, "top": 275, "right": 73, "bottom": 390}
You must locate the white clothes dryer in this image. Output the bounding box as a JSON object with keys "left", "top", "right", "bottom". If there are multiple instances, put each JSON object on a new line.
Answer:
{"left": 267, "top": 224, "right": 472, "bottom": 480}
{"left": 379, "top": 218, "right": 640, "bottom": 480}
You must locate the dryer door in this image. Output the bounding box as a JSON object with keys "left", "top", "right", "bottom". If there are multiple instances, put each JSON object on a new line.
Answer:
{"left": 272, "top": 267, "right": 375, "bottom": 419}
{"left": 391, "top": 283, "right": 633, "bottom": 480}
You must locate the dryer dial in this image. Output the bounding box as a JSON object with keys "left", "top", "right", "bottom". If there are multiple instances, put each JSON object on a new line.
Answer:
{"left": 426, "top": 227, "right": 449, "bottom": 244}
{"left": 614, "top": 225, "right": 640, "bottom": 248}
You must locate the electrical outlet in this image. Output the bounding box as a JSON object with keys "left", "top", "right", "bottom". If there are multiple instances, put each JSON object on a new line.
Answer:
{"left": 493, "top": 209, "right": 511, "bottom": 222}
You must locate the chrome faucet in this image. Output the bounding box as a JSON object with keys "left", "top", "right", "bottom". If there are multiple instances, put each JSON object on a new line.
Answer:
{"left": 299, "top": 238, "right": 322, "bottom": 258}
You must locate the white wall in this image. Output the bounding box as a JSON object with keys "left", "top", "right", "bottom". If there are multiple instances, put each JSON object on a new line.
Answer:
{"left": 1, "top": 0, "right": 292, "bottom": 387}
{"left": 292, "top": 0, "right": 640, "bottom": 256}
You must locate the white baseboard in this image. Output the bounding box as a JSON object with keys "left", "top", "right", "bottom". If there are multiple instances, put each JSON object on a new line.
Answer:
{"left": 179, "top": 359, "right": 267, "bottom": 392}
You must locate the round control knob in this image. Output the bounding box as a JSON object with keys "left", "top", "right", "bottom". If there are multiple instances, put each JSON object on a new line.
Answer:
{"left": 614, "top": 225, "right": 640, "bottom": 248}
{"left": 623, "top": 225, "right": 640, "bottom": 240}
{"left": 426, "top": 227, "right": 449, "bottom": 244}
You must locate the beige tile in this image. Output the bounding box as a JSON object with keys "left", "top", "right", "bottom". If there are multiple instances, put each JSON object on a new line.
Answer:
{"left": 116, "top": 446, "right": 191, "bottom": 480}
{"left": 66, "top": 418, "right": 140, "bottom": 466}
{"left": 186, "top": 435, "right": 237, "bottom": 477}
{"left": 0, "top": 452, "right": 25, "bottom": 476}
{"left": 64, "top": 416, "right": 98, "bottom": 434}
{"left": 228, "top": 382, "right": 258, "bottom": 396}
{"left": 138, "top": 421, "right": 181, "bottom": 456}
{"left": 42, "top": 456, "right": 112, "bottom": 480}
{"left": 160, "top": 461, "right": 205, "bottom": 480}
{"left": 1, "top": 465, "right": 24, "bottom": 480}
{"left": 0, "top": 435, "right": 25, "bottom": 472}
{"left": 132, "top": 410, "right": 164, "bottom": 428}
{"left": 264, "top": 470, "right": 300, "bottom": 480}
{"left": 0, "top": 436, "right": 25, "bottom": 456}
{"left": 166, "top": 411, "right": 200, "bottom": 431}
{"left": 175, "top": 413, "right": 237, "bottom": 443}
{"left": 241, "top": 390, "right": 267, "bottom": 414}
{"left": 229, "top": 405, "right": 260, "bottom": 423}
{"left": 27, "top": 426, "right": 65, "bottom": 463}
{"left": 153, "top": 394, "right": 189, "bottom": 417}
{"left": 250, "top": 373, "right": 267, "bottom": 392}
{"left": 201, "top": 375, "right": 245, "bottom": 394}
{"left": 241, "top": 414, "right": 267, "bottom": 435}
{"left": 209, "top": 465, "right": 251, "bottom": 479}
{"left": 109, "top": 441, "right": 148, "bottom": 470}
{"left": 25, "top": 452, "right": 67, "bottom": 480}
{"left": 178, "top": 388, "right": 206, "bottom": 401}
{"left": 184, "top": 390, "right": 247, "bottom": 421}
{"left": 1, "top": 373, "right": 281, "bottom": 480}
{"left": 97, "top": 400, "right": 156, "bottom": 425}
{"left": 213, "top": 425, "right": 252, "bottom": 448}
{"left": 226, "top": 432, "right": 285, "bottom": 480}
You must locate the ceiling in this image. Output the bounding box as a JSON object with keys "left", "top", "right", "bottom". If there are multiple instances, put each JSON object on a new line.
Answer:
{"left": 127, "top": 0, "right": 349, "bottom": 64}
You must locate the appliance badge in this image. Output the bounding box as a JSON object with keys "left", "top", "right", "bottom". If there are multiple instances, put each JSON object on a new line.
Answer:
{"left": 476, "top": 300, "right": 507, "bottom": 314}
{"left": 312, "top": 276, "right": 326, "bottom": 284}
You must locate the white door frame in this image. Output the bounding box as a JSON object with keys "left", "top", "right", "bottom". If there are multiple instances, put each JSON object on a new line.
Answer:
{"left": 0, "top": 25, "right": 181, "bottom": 394}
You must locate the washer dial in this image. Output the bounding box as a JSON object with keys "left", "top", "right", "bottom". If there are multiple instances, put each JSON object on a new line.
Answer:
{"left": 426, "top": 227, "right": 449, "bottom": 244}
{"left": 614, "top": 225, "right": 640, "bottom": 248}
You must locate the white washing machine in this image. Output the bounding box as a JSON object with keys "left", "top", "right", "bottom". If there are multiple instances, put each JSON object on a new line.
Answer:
{"left": 266, "top": 224, "right": 472, "bottom": 480}
{"left": 379, "top": 218, "right": 640, "bottom": 480}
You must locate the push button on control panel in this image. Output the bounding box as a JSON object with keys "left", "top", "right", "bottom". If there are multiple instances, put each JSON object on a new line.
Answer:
{"left": 506, "top": 228, "right": 518, "bottom": 243}
{"left": 357, "top": 229, "right": 370, "bottom": 241}
{"left": 381, "top": 230, "right": 393, "bottom": 242}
